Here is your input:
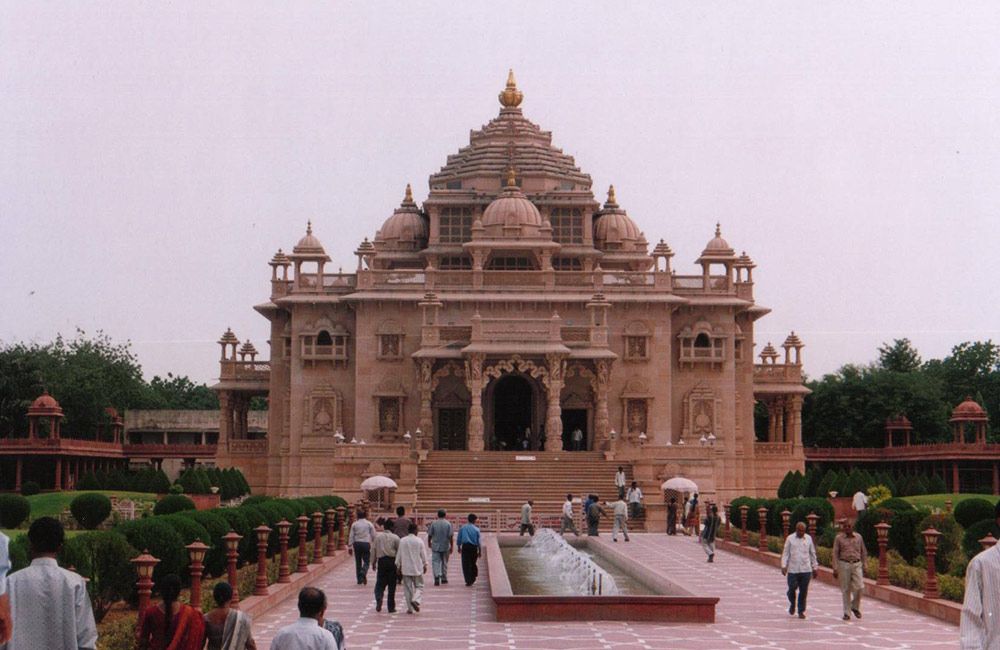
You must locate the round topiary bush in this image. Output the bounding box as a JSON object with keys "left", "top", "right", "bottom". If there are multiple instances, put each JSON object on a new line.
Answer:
{"left": 115, "top": 517, "right": 187, "bottom": 582}
{"left": 70, "top": 493, "right": 112, "bottom": 530}
{"left": 161, "top": 514, "right": 210, "bottom": 547}
{"left": 241, "top": 495, "right": 271, "bottom": 507}
{"left": 176, "top": 509, "right": 229, "bottom": 576}
{"left": 789, "top": 497, "right": 835, "bottom": 531}
{"left": 0, "top": 494, "right": 31, "bottom": 528}
{"left": 877, "top": 497, "right": 914, "bottom": 513}
{"left": 20, "top": 481, "right": 40, "bottom": 497}
{"left": 153, "top": 494, "right": 196, "bottom": 516}
{"left": 963, "top": 519, "right": 999, "bottom": 559}
{"left": 211, "top": 507, "right": 254, "bottom": 564}
{"left": 955, "top": 498, "right": 996, "bottom": 529}
{"left": 916, "top": 513, "right": 963, "bottom": 574}
{"left": 59, "top": 531, "right": 138, "bottom": 621}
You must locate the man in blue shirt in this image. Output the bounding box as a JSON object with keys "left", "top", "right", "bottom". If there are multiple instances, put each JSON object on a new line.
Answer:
{"left": 456, "top": 514, "right": 482, "bottom": 586}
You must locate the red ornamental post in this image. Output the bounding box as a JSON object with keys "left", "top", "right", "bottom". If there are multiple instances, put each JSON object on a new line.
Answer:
{"left": 132, "top": 549, "right": 159, "bottom": 625}
{"left": 981, "top": 533, "right": 998, "bottom": 551}
{"left": 874, "top": 522, "right": 890, "bottom": 586}
{"left": 922, "top": 528, "right": 941, "bottom": 599}
{"left": 325, "top": 508, "right": 337, "bottom": 556}
{"left": 276, "top": 520, "right": 292, "bottom": 583}
{"left": 722, "top": 503, "right": 731, "bottom": 540}
{"left": 781, "top": 510, "right": 791, "bottom": 540}
{"left": 296, "top": 515, "right": 310, "bottom": 572}
{"left": 223, "top": 530, "right": 243, "bottom": 606}
{"left": 336, "top": 506, "right": 347, "bottom": 550}
{"left": 312, "top": 511, "right": 324, "bottom": 563}
{"left": 806, "top": 513, "right": 818, "bottom": 539}
{"left": 186, "top": 539, "right": 210, "bottom": 610}
{"left": 253, "top": 524, "right": 272, "bottom": 596}
{"left": 739, "top": 505, "right": 749, "bottom": 546}
{"left": 757, "top": 507, "right": 768, "bottom": 552}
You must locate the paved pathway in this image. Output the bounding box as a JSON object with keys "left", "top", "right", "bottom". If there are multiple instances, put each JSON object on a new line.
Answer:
{"left": 252, "top": 533, "right": 959, "bottom": 650}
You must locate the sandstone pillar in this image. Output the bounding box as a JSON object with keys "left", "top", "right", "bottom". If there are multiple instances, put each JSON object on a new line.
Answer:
{"left": 218, "top": 392, "right": 233, "bottom": 446}
{"left": 545, "top": 354, "right": 567, "bottom": 452}
{"left": 418, "top": 360, "right": 433, "bottom": 446}
{"left": 465, "top": 354, "right": 485, "bottom": 452}
{"left": 593, "top": 360, "right": 612, "bottom": 449}
{"left": 15, "top": 457, "right": 22, "bottom": 491}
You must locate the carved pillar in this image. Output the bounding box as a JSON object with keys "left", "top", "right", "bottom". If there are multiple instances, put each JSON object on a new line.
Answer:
{"left": 418, "top": 360, "right": 434, "bottom": 446}
{"left": 593, "top": 360, "right": 611, "bottom": 449}
{"left": 790, "top": 395, "right": 803, "bottom": 451}
{"left": 218, "top": 392, "right": 233, "bottom": 446}
{"left": 545, "top": 354, "right": 567, "bottom": 452}
{"left": 465, "top": 354, "right": 485, "bottom": 452}
{"left": 775, "top": 397, "right": 785, "bottom": 442}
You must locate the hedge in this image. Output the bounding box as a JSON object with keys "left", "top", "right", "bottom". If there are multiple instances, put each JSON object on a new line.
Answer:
{"left": 153, "top": 495, "right": 196, "bottom": 516}
{"left": 20, "top": 481, "right": 40, "bottom": 496}
{"left": 116, "top": 517, "right": 187, "bottom": 583}
{"left": 60, "top": 531, "right": 138, "bottom": 622}
{"left": 916, "top": 513, "right": 963, "bottom": 574}
{"left": 963, "top": 519, "right": 999, "bottom": 559}
{"left": 70, "top": 493, "right": 112, "bottom": 530}
{"left": 176, "top": 510, "right": 230, "bottom": 576}
{"left": 0, "top": 494, "right": 31, "bottom": 528}
{"left": 161, "top": 515, "right": 211, "bottom": 552}
{"left": 77, "top": 471, "right": 102, "bottom": 491}
{"left": 955, "top": 498, "right": 996, "bottom": 529}
{"left": 212, "top": 507, "right": 254, "bottom": 565}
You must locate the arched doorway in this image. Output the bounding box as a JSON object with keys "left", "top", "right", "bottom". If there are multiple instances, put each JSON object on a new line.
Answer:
{"left": 491, "top": 375, "right": 534, "bottom": 451}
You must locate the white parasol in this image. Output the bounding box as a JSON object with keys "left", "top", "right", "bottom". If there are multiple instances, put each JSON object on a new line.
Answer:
{"left": 660, "top": 477, "right": 698, "bottom": 492}
{"left": 360, "top": 475, "right": 398, "bottom": 490}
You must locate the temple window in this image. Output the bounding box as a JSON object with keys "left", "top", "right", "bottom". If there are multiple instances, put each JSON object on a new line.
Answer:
{"left": 378, "top": 334, "right": 402, "bottom": 360}
{"left": 623, "top": 321, "right": 651, "bottom": 362}
{"left": 440, "top": 256, "right": 472, "bottom": 270}
{"left": 550, "top": 208, "right": 583, "bottom": 244}
{"left": 678, "top": 322, "right": 726, "bottom": 369}
{"left": 378, "top": 397, "right": 402, "bottom": 435}
{"left": 446, "top": 181, "right": 463, "bottom": 190}
{"left": 551, "top": 256, "right": 582, "bottom": 271}
{"left": 282, "top": 337, "right": 291, "bottom": 359}
{"left": 301, "top": 325, "right": 349, "bottom": 367}
{"left": 486, "top": 256, "right": 537, "bottom": 270}
{"left": 439, "top": 207, "right": 473, "bottom": 243}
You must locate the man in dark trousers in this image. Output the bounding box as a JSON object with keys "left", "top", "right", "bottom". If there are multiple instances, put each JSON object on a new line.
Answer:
{"left": 457, "top": 514, "right": 482, "bottom": 586}
{"left": 372, "top": 518, "right": 400, "bottom": 613}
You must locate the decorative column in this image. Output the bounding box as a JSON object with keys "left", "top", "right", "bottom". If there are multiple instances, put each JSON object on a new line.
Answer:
{"left": 311, "top": 511, "right": 324, "bottom": 563}
{"left": 722, "top": 503, "right": 731, "bottom": 540}
{"left": 276, "top": 520, "right": 291, "bottom": 583}
{"left": 253, "top": 524, "right": 271, "bottom": 596}
{"left": 790, "top": 395, "right": 804, "bottom": 450}
{"left": 54, "top": 457, "right": 62, "bottom": 491}
{"left": 218, "top": 392, "right": 233, "bottom": 447}
{"left": 464, "top": 353, "right": 486, "bottom": 451}
{"left": 739, "top": 505, "right": 748, "bottom": 546}
{"left": 593, "top": 360, "right": 611, "bottom": 449}
{"left": 336, "top": 507, "right": 347, "bottom": 550}
{"left": 325, "top": 508, "right": 337, "bottom": 556}
{"left": 296, "top": 515, "right": 310, "bottom": 572}
{"left": 545, "top": 353, "right": 567, "bottom": 452}
{"left": 922, "top": 528, "right": 941, "bottom": 599}
{"left": 781, "top": 510, "right": 791, "bottom": 540}
{"left": 757, "top": 507, "right": 768, "bottom": 552}
{"left": 223, "top": 530, "right": 243, "bottom": 606}
{"left": 875, "top": 522, "right": 890, "bottom": 586}
{"left": 806, "top": 513, "right": 818, "bottom": 539}
{"left": 14, "top": 457, "right": 22, "bottom": 492}
{"left": 132, "top": 550, "right": 159, "bottom": 625}
{"left": 418, "top": 360, "right": 434, "bottom": 444}
{"left": 775, "top": 398, "right": 785, "bottom": 442}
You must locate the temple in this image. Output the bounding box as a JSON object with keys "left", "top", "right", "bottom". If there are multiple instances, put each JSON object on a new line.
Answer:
{"left": 210, "top": 71, "right": 809, "bottom": 523}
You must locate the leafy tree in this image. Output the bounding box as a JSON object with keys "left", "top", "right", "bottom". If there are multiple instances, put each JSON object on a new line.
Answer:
{"left": 59, "top": 531, "right": 138, "bottom": 622}
{"left": 816, "top": 469, "right": 837, "bottom": 497}
{"left": 878, "top": 338, "right": 922, "bottom": 373}
{"left": 149, "top": 470, "right": 171, "bottom": 494}
{"left": 0, "top": 349, "right": 45, "bottom": 438}
{"left": 146, "top": 373, "right": 218, "bottom": 410}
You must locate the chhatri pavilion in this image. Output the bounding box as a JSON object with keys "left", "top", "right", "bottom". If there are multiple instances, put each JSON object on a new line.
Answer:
{"left": 211, "top": 72, "right": 808, "bottom": 527}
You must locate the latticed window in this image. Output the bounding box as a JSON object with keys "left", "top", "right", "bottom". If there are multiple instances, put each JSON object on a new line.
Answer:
{"left": 486, "top": 256, "right": 536, "bottom": 270}
{"left": 378, "top": 334, "right": 402, "bottom": 359}
{"left": 378, "top": 397, "right": 401, "bottom": 433}
{"left": 625, "top": 336, "right": 648, "bottom": 360}
{"left": 550, "top": 208, "right": 583, "bottom": 244}
{"left": 439, "top": 256, "right": 472, "bottom": 270}
{"left": 439, "top": 207, "right": 473, "bottom": 243}
{"left": 551, "top": 257, "right": 582, "bottom": 271}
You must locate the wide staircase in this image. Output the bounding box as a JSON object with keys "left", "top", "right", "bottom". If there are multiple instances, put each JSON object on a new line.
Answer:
{"left": 414, "top": 451, "right": 643, "bottom": 532}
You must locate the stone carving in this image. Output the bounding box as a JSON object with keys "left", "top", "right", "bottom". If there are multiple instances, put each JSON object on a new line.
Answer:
{"left": 626, "top": 399, "right": 647, "bottom": 434}
{"left": 313, "top": 398, "right": 334, "bottom": 432}
{"left": 681, "top": 382, "right": 721, "bottom": 445}
{"left": 378, "top": 397, "right": 400, "bottom": 433}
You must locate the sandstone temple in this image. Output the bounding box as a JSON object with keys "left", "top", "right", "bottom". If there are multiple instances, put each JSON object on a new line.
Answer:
{"left": 210, "top": 72, "right": 809, "bottom": 528}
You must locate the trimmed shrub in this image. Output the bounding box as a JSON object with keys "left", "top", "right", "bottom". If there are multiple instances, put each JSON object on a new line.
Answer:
{"left": 816, "top": 470, "right": 837, "bottom": 498}
{"left": 149, "top": 470, "right": 171, "bottom": 495}
{"left": 843, "top": 470, "right": 865, "bottom": 498}
{"left": 927, "top": 474, "right": 948, "bottom": 495}
{"left": 161, "top": 514, "right": 210, "bottom": 549}
{"left": 176, "top": 510, "right": 230, "bottom": 576}
{"left": 168, "top": 483, "right": 184, "bottom": 495}
{"left": 916, "top": 513, "right": 963, "bottom": 573}
{"left": 269, "top": 499, "right": 300, "bottom": 525}
{"left": 77, "top": 471, "right": 101, "bottom": 491}
{"left": 153, "top": 494, "right": 196, "bottom": 516}
{"left": 955, "top": 498, "right": 996, "bottom": 529}
{"left": 888, "top": 510, "right": 924, "bottom": 563}
{"left": 867, "top": 485, "right": 892, "bottom": 508}
{"left": 910, "top": 476, "right": 928, "bottom": 496}
{"left": 70, "top": 493, "right": 112, "bottom": 530}
{"left": 963, "top": 519, "right": 999, "bottom": 559}
{"left": 116, "top": 517, "right": 187, "bottom": 582}
{"left": 212, "top": 507, "right": 253, "bottom": 565}
{"left": 801, "top": 468, "right": 823, "bottom": 498}
{"left": 777, "top": 472, "right": 796, "bottom": 499}
{"left": 879, "top": 497, "right": 915, "bottom": 513}
{"left": 7, "top": 533, "right": 29, "bottom": 572}
{"left": 0, "top": 494, "right": 31, "bottom": 528}
{"left": 789, "top": 497, "right": 835, "bottom": 531}
{"left": 831, "top": 469, "right": 849, "bottom": 496}
{"left": 60, "top": 531, "right": 138, "bottom": 622}
{"left": 106, "top": 469, "right": 128, "bottom": 491}
{"left": 20, "top": 481, "right": 40, "bottom": 497}
{"left": 242, "top": 495, "right": 271, "bottom": 507}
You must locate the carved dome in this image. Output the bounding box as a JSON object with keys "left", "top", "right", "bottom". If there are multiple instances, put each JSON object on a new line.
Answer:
{"left": 593, "top": 186, "right": 643, "bottom": 252}
{"left": 28, "top": 390, "right": 63, "bottom": 418}
{"left": 376, "top": 185, "right": 429, "bottom": 250}
{"left": 481, "top": 169, "right": 543, "bottom": 230}
{"left": 951, "top": 397, "right": 988, "bottom": 421}
{"left": 701, "top": 223, "right": 735, "bottom": 258}
{"left": 293, "top": 221, "right": 326, "bottom": 255}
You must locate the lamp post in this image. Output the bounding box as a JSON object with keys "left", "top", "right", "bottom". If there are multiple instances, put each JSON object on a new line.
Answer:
{"left": 781, "top": 510, "right": 791, "bottom": 540}
{"left": 325, "top": 508, "right": 337, "bottom": 556}
{"left": 336, "top": 506, "right": 347, "bottom": 550}
{"left": 312, "top": 511, "right": 324, "bottom": 563}
{"left": 722, "top": 503, "right": 731, "bottom": 540}
{"left": 739, "top": 504, "right": 748, "bottom": 546}
{"left": 186, "top": 539, "right": 210, "bottom": 610}
{"left": 276, "top": 520, "right": 291, "bottom": 583}
{"left": 757, "top": 507, "right": 768, "bottom": 552}
{"left": 875, "top": 522, "right": 890, "bottom": 585}
{"left": 131, "top": 549, "right": 159, "bottom": 624}
{"left": 806, "top": 513, "right": 818, "bottom": 539}
{"left": 223, "top": 530, "right": 243, "bottom": 606}
{"left": 945, "top": 500, "right": 952, "bottom": 514}
{"left": 253, "top": 524, "right": 271, "bottom": 596}
{"left": 981, "top": 533, "right": 998, "bottom": 551}
{"left": 296, "top": 515, "right": 310, "bottom": 572}
{"left": 922, "top": 528, "right": 941, "bottom": 599}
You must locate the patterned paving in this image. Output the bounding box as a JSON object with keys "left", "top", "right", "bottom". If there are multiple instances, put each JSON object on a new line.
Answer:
{"left": 252, "top": 533, "right": 959, "bottom": 650}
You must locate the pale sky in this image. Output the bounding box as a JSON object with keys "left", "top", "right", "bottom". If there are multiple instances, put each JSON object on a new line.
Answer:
{"left": 2, "top": 2, "right": 999, "bottom": 384}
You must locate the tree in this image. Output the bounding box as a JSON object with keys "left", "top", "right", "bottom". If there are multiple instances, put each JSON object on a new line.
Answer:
{"left": 777, "top": 471, "right": 797, "bottom": 499}
{"left": 146, "top": 374, "right": 218, "bottom": 410}
{"left": 878, "top": 339, "right": 922, "bottom": 373}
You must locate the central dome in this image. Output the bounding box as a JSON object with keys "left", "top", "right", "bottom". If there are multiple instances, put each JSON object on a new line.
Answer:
{"left": 481, "top": 169, "right": 543, "bottom": 229}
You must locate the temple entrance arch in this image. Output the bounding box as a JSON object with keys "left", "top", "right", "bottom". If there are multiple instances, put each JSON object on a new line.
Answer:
{"left": 486, "top": 374, "right": 539, "bottom": 451}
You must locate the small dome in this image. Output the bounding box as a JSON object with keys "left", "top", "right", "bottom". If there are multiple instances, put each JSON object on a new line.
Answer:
{"left": 293, "top": 221, "right": 326, "bottom": 255}
{"left": 594, "top": 185, "right": 642, "bottom": 251}
{"left": 269, "top": 249, "right": 290, "bottom": 266}
{"left": 701, "top": 223, "right": 735, "bottom": 257}
{"left": 951, "top": 397, "right": 988, "bottom": 421}
{"left": 760, "top": 342, "right": 779, "bottom": 359}
{"left": 28, "top": 390, "right": 63, "bottom": 418}
{"left": 377, "top": 185, "right": 429, "bottom": 247}
{"left": 885, "top": 414, "right": 912, "bottom": 428}
{"left": 481, "top": 169, "right": 542, "bottom": 229}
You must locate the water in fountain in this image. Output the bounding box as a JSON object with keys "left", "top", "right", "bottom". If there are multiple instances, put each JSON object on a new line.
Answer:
{"left": 525, "top": 528, "right": 620, "bottom": 595}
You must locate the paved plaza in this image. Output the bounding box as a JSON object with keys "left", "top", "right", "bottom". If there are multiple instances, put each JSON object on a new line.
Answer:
{"left": 252, "top": 533, "right": 958, "bottom": 650}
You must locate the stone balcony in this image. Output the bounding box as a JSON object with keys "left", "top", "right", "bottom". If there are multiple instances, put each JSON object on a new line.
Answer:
{"left": 0, "top": 437, "right": 126, "bottom": 457}
{"left": 805, "top": 442, "right": 1000, "bottom": 462}
{"left": 753, "top": 364, "right": 803, "bottom": 383}
{"left": 123, "top": 443, "right": 218, "bottom": 458}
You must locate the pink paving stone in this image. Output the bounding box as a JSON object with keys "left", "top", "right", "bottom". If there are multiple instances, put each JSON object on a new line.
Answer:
{"left": 252, "top": 533, "right": 959, "bottom": 650}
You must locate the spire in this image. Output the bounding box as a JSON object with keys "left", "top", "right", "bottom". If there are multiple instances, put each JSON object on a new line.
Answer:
{"left": 498, "top": 69, "right": 524, "bottom": 108}
{"left": 306, "top": 220, "right": 313, "bottom": 235}
{"left": 505, "top": 166, "right": 517, "bottom": 188}
{"left": 715, "top": 222, "right": 721, "bottom": 237}
{"left": 404, "top": 184, "right": 413, "bottom": 203}
{"left": 608, "top": 184, "right": 616, "bottom": 204}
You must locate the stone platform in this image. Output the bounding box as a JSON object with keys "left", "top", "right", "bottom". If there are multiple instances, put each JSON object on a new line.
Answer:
{"left": 252, "top": 533, "right": 958, "bottom": 650}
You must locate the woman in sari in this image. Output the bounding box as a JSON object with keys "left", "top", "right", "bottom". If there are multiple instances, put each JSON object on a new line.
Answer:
{"left": 205, "top": 582, "right": 256, "bottom": 650}
{"left": 136, "top": 574, "right": 206, "bottom": 650}
{"left": 666, "top": 497, "right": 678, "bottom": 535}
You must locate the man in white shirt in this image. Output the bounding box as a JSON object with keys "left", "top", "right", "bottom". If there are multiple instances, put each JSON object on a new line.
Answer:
{"left": 559, "top": 494, "right": 580, "bottom": 536}
{"left": 519, "top": 501, "right": 535, "bottom": 537}
{"left": 781, "top": 522, "right": 819, "bottom": 619}
{"left": 572, "top": 428, "right": 584, "bottom": 451}
{"left": 347, "top": 510, "right": 378, "bottom": 585}
{"left": 395, "top": 523, "right": 428, "bottom": 614}
{"left": 852, "top": 490, "right": 869, "bottom": 519}
{"left": 271, "top": 587, "right": 339, "bottom": 650}
{"left": 626, "top": 481, "right": 643, "bottom": 519}
{"left": 614, "top": 467, "right": 627, "bottom": 499}
{"left": 0, "top": 530, "right": 10, "bottom": 644}
{"left": 608, "top": 498, "right": 631, "bottom": 542}
{"left": 961, "top": 500, "right": 1000, "bottom": 649}
{"left": 2, "top": 517, "right": 97, "bottom": 650}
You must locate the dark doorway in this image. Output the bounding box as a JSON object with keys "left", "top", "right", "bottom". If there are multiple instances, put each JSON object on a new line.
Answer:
{"left": 492, "top": 375, "right": 533, "bottom": 451}
{"left": 561, "top": 409, "right": 589, "bottom": 451}
{"left": 437, "top": 408, "right": 467, "bottom": 450}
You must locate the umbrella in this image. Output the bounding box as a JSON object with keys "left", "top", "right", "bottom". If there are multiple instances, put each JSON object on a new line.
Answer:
{"left": 660, "top": 477, "right": 698, "bottom": 492}
{"left": 360, "top": 475, "right": 398, "bottom": 490}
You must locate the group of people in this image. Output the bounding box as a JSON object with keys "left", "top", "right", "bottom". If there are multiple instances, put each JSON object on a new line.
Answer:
{"left": 348, "top": 506, "right": 483, "bottom": 615}
{"left": 518, "top": 492, "right": 634, "bottom": 542}
{"left": 666, "top": 493, "right": 703, "bottom": 536}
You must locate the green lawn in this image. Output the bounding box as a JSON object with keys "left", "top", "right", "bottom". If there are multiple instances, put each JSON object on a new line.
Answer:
{"left": 1, "top": 528, "right": 86, "bottom": 540}
{"left": 24, "top": 490, "right": 157, "bottom": 519}
{"left": 903, "top": 493, "right": 999, "bottom": 511}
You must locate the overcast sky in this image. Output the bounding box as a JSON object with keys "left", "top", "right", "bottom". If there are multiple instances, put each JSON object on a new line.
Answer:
{"left": 2, "top": 2, "right": 999, "bottom": 385}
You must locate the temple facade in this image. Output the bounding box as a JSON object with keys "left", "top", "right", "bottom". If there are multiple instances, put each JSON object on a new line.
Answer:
{"left": 212, "top": 72, "right": 808, "bottom": 510}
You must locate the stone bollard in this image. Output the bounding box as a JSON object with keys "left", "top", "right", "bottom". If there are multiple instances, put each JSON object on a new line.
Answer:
{"left": 336, "top": 506, "right": 347, "bottom": 550}
{"left": 132, "top": 550, "right": 159, "bottom": 625}
{"left": 276, "top": 520, "right": 292, "bottom": 583}
{"left": 253, "top": 524, "right": 272, "bottom": 596}
{"left": 922, "top": 528, "right": 941, "bottom": 599}
{"left": 875, "top": 522, "right": 890, "bottom": 586}
{"left": 757, "top": 507, "right": 768, "bottom": 552}
{"left": 297, "top": 515, "right": 310, "bottom": 572}
{"left": 325, "top": 508, "right": 337, "bottom": 556}
{"left": 739, "top": 504, "right": 749, "bottom": 546}
{"left": 186, "top": 539, "right": 210, "bottom": 609}
{"left": 806, "top": 513, "right": 818, "bottom": 539}
{"left": 981, "top": 534, "right": 998, "bottom": 551}
{"left": 722, "top": 503, "right": 731, "bottom": 540}
{"left": 223, "top": 530, "right": 243, "bottom": 606}
{"left": 781, "top": 510, "right": 791, "bottom": 540}
{"left": 312, "top": 511, "right": 324, "bottom": 563}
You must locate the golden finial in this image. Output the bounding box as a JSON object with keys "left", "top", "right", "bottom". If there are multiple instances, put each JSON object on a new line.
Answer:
{"left": 506, "top": 166, "right": 517, "bottom": 188}
{"left": 607, "top": 184, "right": 616, "bottom": 205}
{"left": 498, "top": 69, "right": 524, "bottom": 108}
{"left": 715, "top": 222, "right": 721, "bottom": 237}
{"left": 404, "top": 184, "right": 413, "bottom": 203}
{"left": 306, "top": 220, "right": 313, "bottom": 235}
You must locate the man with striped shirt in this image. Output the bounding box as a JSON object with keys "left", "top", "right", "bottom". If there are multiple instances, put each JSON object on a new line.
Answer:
{"left": 961, "top": 500, "right": 1000, "bottom": 648}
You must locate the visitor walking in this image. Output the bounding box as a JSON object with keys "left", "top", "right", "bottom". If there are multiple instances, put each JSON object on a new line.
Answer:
{"left": 609, "top": 497, "right": 631, "bottom": 542}
{"left": 700, "top": 504, "right": 721, "bottom": 562}
{"left": 457, "top": 514, "right": 482, "bottom": 586}
{"left": 781, "top": 521, "right": 819, "bottom": 619}
{"left": 396, "top": 523, "right": 428, "bottom": 614}
{"left": 560, "top": 494, "right": 580, "bottom": 536}
{"left": 685, "top": 493, "right": 700, "bottom": 537}
{"left": 0, "top": 529, "right": 10, "bottom": 645}
{"left": 832, "top": 519, "right": 866, "bottom": 621}
{"left": 2, "top": 517, "right": 97, "bottom": 650}
{"left": 427, "top": 509, "right": 454, "bottom": 585}
{"left": 348, "top": 510, "right": 378, "bottom": 585}
{"left": 961, "top": 500, "right": 1000, "bottom": 647}
{"left": 666, "top": 497, "right": 679, "bottom": 535}
{"left": 392, "top": 506, "right": 412, "bottom": 539}
{"left": 586, "top": 495, "right": 606, "bottom": 536}
{"left": 615, "top": 466, "right": 627, "bottom": 499}
{"left": 136, "top": 573, "right": 206, "bottom": 650}
{"left": 626, "top": 481, "right": 643, "bottom": 519}
{"left": 572, "top": 428, "right": 584, "bottom": 451}
{"left": 270, "top": 588, "right": 340, "bottom": 650}
{"left": 519, "top": 500, "right": 535, "bottom": 536}
{"left": 852, "top": 490, "right": 868, "bottom": 520}
{"left": 204, "top": 581, "right": 256, "bottom": 650}
{"left": 372, "top": 518, "right": 400, "bottom": 612}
